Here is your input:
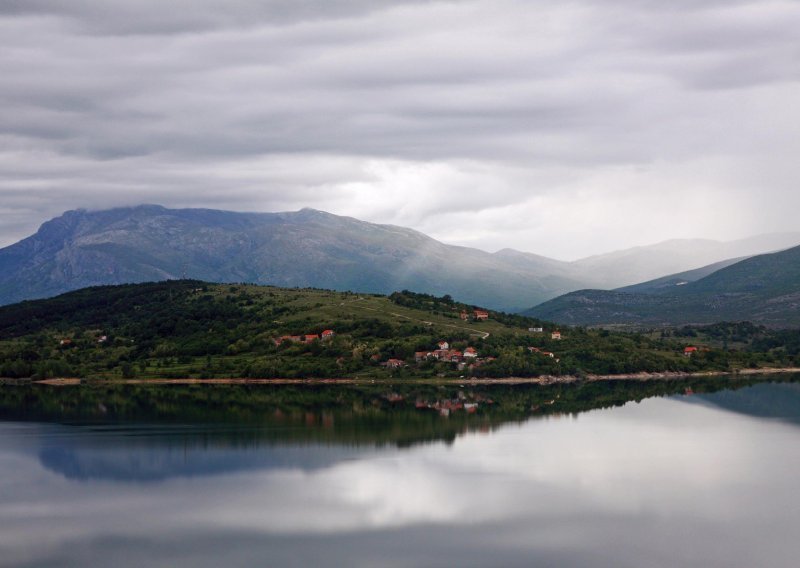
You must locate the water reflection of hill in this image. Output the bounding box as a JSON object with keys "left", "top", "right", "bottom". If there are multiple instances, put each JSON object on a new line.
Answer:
{"left": 35, "top": 430, "right": 363, "bottom": 482}
{"left": 691, "top": 382, "right": 800, "bottom": 425}
{"left": 3, "top": 378, "right": 799, "bottom": 446}
{"left": 1, "top": 377, "right": 799, "bottom": 483}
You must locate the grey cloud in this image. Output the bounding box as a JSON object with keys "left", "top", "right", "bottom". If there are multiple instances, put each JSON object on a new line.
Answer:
{"left": 0, "top": 0, "right": 798, "bottom": 255}
{"left": 0, "top": 0, "right": 436, "bottom": 34}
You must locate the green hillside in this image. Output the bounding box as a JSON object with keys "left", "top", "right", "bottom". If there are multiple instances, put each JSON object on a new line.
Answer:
{"left": 526, "top": 245, "right": 800, "bottom": 328}
{"left": 0, "top": 280, "right": 794, "bottom": 380}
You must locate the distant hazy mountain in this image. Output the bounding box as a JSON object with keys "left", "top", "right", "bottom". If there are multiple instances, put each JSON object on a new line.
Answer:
{"left": 564, "top": 233, "right": 800, "bottom": 289}
{"left": 2, "top": 205, "right": 798, "bottom": 311}
{"left": 0, "top": 205, "right": 586, "bottom": 311}
{"left": 491, "top": 233, "right": 800, "bottom": 292}
{"left": 617, "top": 257, "right": 748, "bottom": 295}
{"left": 525, "top": 245, "right": 800, "bottom": 328}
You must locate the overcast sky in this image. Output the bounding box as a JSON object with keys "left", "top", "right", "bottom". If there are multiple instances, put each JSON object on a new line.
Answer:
{"left": 1, "top": 0, "right": 799, "bottom": 260}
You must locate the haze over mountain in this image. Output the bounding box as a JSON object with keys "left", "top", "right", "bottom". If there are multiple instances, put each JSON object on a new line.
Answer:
{"left": 566, "top": 234, "right": 800, "bottom": 290}
{"left": 526, "top": 245, "right": 800, "bottom": 328}
{"left": 0, "top": 205, "right": 584, "bottom": 311}
{"left": 1, "top": 205, "right": 798, "bottom": 311}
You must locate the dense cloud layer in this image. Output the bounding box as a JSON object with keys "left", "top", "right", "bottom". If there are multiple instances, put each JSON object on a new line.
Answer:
{"left": 1, "top": 0, "right": 799, "bottom": 258}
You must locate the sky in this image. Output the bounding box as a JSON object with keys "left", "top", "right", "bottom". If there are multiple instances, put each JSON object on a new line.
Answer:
{"left": 1, "top": 0, "right": 799, "bottom": 260}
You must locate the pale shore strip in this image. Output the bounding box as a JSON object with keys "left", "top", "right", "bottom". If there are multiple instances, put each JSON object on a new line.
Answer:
{"left": 1, "top": 367, "right": 798, "bottom": 387}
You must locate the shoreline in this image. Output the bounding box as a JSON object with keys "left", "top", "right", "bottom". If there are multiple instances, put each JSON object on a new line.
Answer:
{"left": 3, "top": 367, "right": 800, "bottom": 387}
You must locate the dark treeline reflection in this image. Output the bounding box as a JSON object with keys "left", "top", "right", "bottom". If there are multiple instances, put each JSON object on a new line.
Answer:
{"left": 2, "top": 376, "right": 799, "bottom": 450}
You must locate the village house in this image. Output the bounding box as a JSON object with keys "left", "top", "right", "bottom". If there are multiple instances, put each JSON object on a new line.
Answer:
{"left": 528, "top": 347, "right": 555, "bottom": 358}
{"left": 59, "top": 339, "right": 72, "bottom": 346}
{"left": 529, "top": 327, "right": 544, "bottom": 333}
{"left": 415, "top": 351, "right": 433, "bottom": 362}
{"left": 274, "top": 335, "right": 300, "bottom": 345}
{"left": 474, "top": 310, "right": 489, "bottom": 321}
{"left": 385, "top": 358, "right": 405, "bottom": 369}
{"left": 551, "top": 331, "right": 562, "bottom": 340}
{"left": 274, "top": 329, "right": 336, "bottom": 346}
{"left": 684, "top": 346, "right": 698, "bottom": 357}
{"left": 464, "top": 347, "right": 478, "bottom": 358}
{"left": 460, "top": 311, "right": 469, "bottom": 320}
{"left": 438, "top": 341, "right": 450, "bottom": 350}
{"left": 432, "top": 348, "right": 450, "bottom": 360}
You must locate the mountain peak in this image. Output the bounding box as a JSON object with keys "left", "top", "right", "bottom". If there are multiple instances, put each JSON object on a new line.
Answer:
{"left": 0, "top": 204, "right": 576, "bottom": 310}
{"left": 3, "top": 205, "right": 799, "bottom": 319}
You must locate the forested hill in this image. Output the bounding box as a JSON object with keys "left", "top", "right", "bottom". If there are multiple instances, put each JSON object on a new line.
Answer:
{"left": 0, "top": 281, "right": 795, "bottom": 380}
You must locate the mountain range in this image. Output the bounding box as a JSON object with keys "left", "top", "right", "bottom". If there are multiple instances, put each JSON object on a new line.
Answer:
{"left": 526, "top": 244, "right": 800, "bottom": 328}
{"left": 1, "top": 204, "right": 799, "bottom": 313}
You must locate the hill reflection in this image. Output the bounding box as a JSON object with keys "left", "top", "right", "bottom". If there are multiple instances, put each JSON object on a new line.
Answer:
{"left": 0, "top": 376, "right": 798, "bottom": 482}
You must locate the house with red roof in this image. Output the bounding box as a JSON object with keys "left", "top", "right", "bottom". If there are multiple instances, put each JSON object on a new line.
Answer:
{"left": 274, "top": 335, "right": 302, "bottom": 345}
{"left": 415, "top": 351, "right": 433, "bottom": 362}
{"left": 464, "top": 347, "right": 478, "bottom": 358}
{"left": 474, "top": 310, "right": 489, "bottom": 321}
{"left": 432, "top": 349, "right": 450, "bottom": 360}
{"left": 529, "top": 347, "right": 555, "bottom": 358}
{"left": 321, "top": 329, "right": 335, "bottom": 340}
{"left": 684, "top": 346, "right": 698, "bottom": 357}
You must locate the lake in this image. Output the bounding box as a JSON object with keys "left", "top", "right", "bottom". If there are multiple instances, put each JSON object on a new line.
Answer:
{"left": 1, "top": 378, "right": 799, "bottom": 567}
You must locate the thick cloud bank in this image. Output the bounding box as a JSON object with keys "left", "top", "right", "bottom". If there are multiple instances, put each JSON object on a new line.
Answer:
{"left": 1, "top": 0, "right": 798, "bottom": 258}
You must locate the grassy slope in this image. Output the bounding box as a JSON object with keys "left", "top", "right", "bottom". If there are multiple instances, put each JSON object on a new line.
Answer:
{"left": 0, "top": 280, "right": 790, "bottom": 380}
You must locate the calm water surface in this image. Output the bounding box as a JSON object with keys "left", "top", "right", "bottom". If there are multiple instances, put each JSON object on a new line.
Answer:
{"left": 1, "top": 380, "right": 799, "bottom": 567}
